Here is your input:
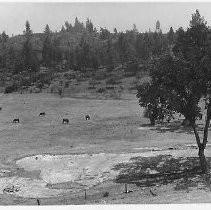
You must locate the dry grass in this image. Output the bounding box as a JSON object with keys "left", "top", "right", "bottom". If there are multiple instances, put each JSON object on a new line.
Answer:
{"left": 0, "top": 93, "right": 211, "bottom": 204}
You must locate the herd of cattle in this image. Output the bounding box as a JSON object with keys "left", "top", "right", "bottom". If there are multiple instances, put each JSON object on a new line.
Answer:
{"left": 10, "top": 110, "right": 91, "bottom": 124}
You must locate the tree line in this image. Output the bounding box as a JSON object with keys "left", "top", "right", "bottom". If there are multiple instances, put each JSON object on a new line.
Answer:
{"left": 0, "top": 17, "right": 176, "bottom": 79}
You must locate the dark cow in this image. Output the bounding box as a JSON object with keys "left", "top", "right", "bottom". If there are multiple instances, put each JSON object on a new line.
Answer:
{"left": 13, "top": 119, "right": 20, "bottom": 123}
{"left": 62, "top": 118, "right": 69, "bottom": 124}
{"left": 39, "top": 112, "right": 46, "bottom": 116}
{"left": 85, "top": 115, "right": 90, "bottom": 120}
{"left": 0, "top": 107, "right": 2, "bottom": 111}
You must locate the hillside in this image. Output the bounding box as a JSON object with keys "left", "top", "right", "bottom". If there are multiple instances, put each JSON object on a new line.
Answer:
{"left": 16, "top": 65, "right": 150, "bottom": 100}
{"left": 0, "top": 18, "right": 172, "bottom": 95}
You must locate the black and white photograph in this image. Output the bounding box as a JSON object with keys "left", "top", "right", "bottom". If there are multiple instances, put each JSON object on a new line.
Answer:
{"left": 1, "top": 0, "right": 211, "bottom": 206}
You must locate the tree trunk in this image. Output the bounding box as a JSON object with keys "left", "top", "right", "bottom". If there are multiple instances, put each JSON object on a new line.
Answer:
{"left": 191, "top": 121, "right": 208, "bottom": 174}
{"left": 149, "top": 115, "right": 155, "bottom": 126}
{"left": 198, "top": 144, "right": 208, "bottom": 174}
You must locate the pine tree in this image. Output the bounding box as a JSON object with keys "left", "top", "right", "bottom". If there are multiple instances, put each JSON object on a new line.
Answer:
{"left": 117, "top": 33, "right": 131, "bottom": 67}
{"left": 1, "top": 31, "right": 9, "bottom": 43}
{"left": 0, "top": 31, "right": 9, "bottom": 68}
{"left": 23, "top": 20, "right": 32, "bottom": 40}
{"left": 132, "top": 24, "right": 138, "bottom": 33}
{"left": 86, "top": 18, "right": 94, "bottom": 33}
{"left": 152, "top": 31, "right": 166, "bottom": 56}
{"left": 42, "top": 24, "right": 53, "bottom": 67}
{"left": 74, "top": 17, "right": 85, "bottom": 33}
{"left": 156, "top": 20, "right": 161, "bottom": 33}
{"left": 136, "top": 33, "right": 149, "bottom": 60}
{"left": 22, "top": 20, "right": 39, "bottom": 72}
{"left": 61, "top": 26, "right": 65, "bottom": 33}
{"left": 64, "top": 21, "right": 72, "bottom": 32}
{"left": 100, "top": 28, "right": 110, "bottom": 40}
{"left": 44, "top": 24, "right": 51, "bottom": 34}
{"left": 167, "top": 27, "right": 175, "bottom": 45}
{"left": 106, "top": 38, "right": 115, "bottom": 69}
{"left": 190, "top": 9, "right": 207, "bottom": 27}
{"left": 79, "top": 36, "right": 90, "bottom": 70}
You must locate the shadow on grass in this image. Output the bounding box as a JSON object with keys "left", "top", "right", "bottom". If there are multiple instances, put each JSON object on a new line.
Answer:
{"left": 113, "top": 155, "right": 211, "bottom": 191}
{"left": 141, "top": 119, "right": 207, "bottom": 135}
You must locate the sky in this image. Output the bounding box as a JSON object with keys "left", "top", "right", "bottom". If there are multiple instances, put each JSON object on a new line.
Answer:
{"left": 1, "top": 1, "right": 211, "bottom": 36}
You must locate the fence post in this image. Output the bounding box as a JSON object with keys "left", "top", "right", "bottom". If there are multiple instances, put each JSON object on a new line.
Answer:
{"left": 37, "top": 199, "right": 40, "bottom": 205}
{"left": 125, "top": 183, "right": 128, "bottom": 193}
{"left": 184, "top": 171, "right": 189, "bottom": 193}
{"left": 85, "top": 189, "right": 87, "bottom": 200}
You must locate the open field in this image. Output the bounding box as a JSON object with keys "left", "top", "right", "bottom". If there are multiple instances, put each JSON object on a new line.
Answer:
{"left": 0, "top": 93, "right": 211, "bottom": 204}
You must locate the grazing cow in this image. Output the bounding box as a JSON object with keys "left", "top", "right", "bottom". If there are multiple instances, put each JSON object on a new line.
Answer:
{"left": 85, "top": 115, "right": 90, "bottom": 120}
{"left": 13, "top": 119, "right": 20, "bottom": 123}
{"left": 62, "top": 118, "right": 69, "bottom": 124}
{"left": 150, "top": 189, "right": 157, "bottom": 197}
{"left": 39, "top": 112, "right": 46, "bottom": 116}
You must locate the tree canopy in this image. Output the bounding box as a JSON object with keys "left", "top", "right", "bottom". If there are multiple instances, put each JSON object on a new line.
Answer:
{"left": 137, "top": 10, "right": 211, "bottom": 173}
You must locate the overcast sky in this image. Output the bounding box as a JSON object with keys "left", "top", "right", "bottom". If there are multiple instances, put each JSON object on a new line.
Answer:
{"left": 1, "top": 2, "right": 211, "bottom": 36}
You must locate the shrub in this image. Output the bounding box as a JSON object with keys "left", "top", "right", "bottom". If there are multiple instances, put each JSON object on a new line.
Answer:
{"left": 89, "top": 79, "right": 97, "bottom": 88}
{"left": 34, "top": 87, "right": 41, "bottom": 93}
{"left": 4, "top": 84, "right": 18, "bottom": 94}
{"left": 58, "top": 87, "right": 63, "bottom": 97}
{"left": 36, "top": 82, "right": 43, "bottom": 89}
{"left": 20, "top": 79, "right": 31, "bottom": 87}
{"left": 97, "top": 87, "right": 106, "bottom": 93}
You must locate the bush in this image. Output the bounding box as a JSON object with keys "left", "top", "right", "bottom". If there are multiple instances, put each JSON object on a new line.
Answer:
{"left": 97, "top": 87, "right": 106, "bottom": 93}
{"left": 4, "top": 84, "right": 18, "bottom": 94}
{"left": 89, "top": 79, "right": 100, "bottom": 88}
{"left": 34, "top": 87, "right": 41, "bottom": 93}
{"left": 36, "top": 82, "right": 43, "bottom": 89}
{"left": 20, "top": 79, "right": 31, "bottom": 87}
{"left": 28, "top": 86, "right": 41, "bottom": 93}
